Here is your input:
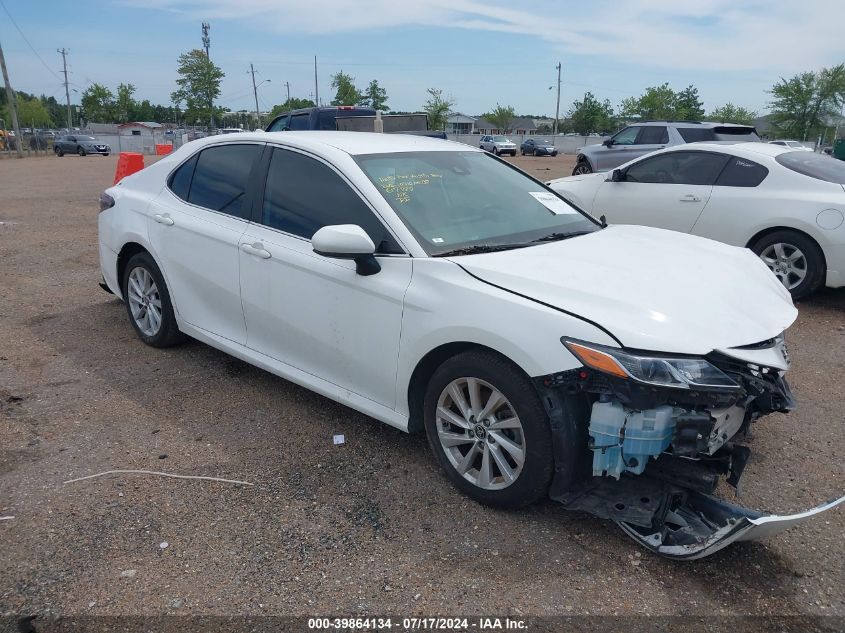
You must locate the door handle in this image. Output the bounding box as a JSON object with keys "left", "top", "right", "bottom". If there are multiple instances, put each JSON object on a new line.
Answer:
{"left": 240, "top": 242, "right": 271, "bottom": 259}
{"left": 153, "top": 213, "right": 174, "bottom": 225}
{"left": 680, "top": 194, "right": 701, "bottom": 202}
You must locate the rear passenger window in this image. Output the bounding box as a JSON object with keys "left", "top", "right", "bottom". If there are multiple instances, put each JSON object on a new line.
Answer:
{"left": 715, "top": 157, "right": 768, "bottom": 187}
{"left": 187, "top": 144, "right": 262, "bottom": 217}
{"left": 260, "top": 148, "right": 402, "bottom": 253}
{"left": 636, "top": 126, "right": 669, "bottom": 144}
{"left": 168, "top": 154, "right": 197, "bottom": 201}
{"left": 678, "top": 128, "right": 715, "bottom": 143}
{"left": 289, "top": 114, "right": 310, "bottom": 130}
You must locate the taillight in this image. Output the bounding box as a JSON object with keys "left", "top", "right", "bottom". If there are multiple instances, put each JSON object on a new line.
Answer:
{"left": 99, "top": 192, "right": 115, "bottom": 213}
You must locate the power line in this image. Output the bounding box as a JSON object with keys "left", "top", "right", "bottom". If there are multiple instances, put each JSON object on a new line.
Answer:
{"left": 0, "top": 0, "right": 61, "bottom": 81}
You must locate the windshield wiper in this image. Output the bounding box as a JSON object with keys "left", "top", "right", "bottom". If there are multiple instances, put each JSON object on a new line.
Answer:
{"left": 433, "top": 243, "right": 529, "bottom": 257}
{"left": 530, "top": 230, "right": 593, "bottom": 243}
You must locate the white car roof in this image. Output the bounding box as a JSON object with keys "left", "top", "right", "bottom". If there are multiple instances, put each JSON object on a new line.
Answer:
{"left": 675, "top": 141, "right": 792, "bottom": 161}
{"left": 183, "top": 131, "right": 474, "bottom": 156}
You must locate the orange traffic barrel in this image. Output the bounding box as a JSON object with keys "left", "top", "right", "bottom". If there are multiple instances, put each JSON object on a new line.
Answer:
{"left": 155, "top": 144, "right": 173, "bottom": 155}
{"left": 113, "top": 152, "right": 145, "bottom": 185}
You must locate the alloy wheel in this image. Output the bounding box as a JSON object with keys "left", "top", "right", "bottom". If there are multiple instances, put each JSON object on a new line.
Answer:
{"left": 435, "top": 377, "right": 525, "bottom": 490}
{"left": 127, "top": 266, "right": 163, "bottom": 336}
{"left": 760, "top": 242, "right": 807, "bottom": 290}
{"left": 573, "top": 162, "right": 591, "bottom": 175}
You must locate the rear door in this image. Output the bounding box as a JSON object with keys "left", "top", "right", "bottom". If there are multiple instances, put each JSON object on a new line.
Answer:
{"left": 148, "top": 142, "right": 264, "bottom": 344}
{"left": 593, "top": 150, "right": 729, "bottom": 233}
{"left": 238, "top": 146, "right": 412, "bottom": 408}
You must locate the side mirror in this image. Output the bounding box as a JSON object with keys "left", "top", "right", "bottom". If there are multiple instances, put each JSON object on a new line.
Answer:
{"left": 610, "top": 168, "right": 625, "bottom": 182}
{"left": 602, "top": 138, "right": 614, "bottom": 147}
{"left": 312, "top": 224, "right": 381, "bottom": 276}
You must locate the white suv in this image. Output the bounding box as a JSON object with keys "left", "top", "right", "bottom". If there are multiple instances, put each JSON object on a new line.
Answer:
{"left": 479, "top": 135, "right": 517, "bottom": 156}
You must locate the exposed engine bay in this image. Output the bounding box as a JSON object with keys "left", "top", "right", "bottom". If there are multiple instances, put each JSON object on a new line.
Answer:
{"left": 536, "top": 335, "right": 844, "bottom": 559}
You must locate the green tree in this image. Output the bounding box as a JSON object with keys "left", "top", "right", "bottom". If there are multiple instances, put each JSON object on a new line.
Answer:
{"left": 769, "top": 64, "right": 845, "bottom": 140}
{"left": 708, "top": 103, "right": 757, "bottom": 125}
{"left": 483, "top": 104, "right": 516, "bottom": 132}
{"left": 80, "top": 83, "right": 115, "bottom": 123}
{"left": 422, "top": 88, "right": 454, "bottom": 131}
{"left": 674, "top": 85, "right": 704, "bottom": 120}
{"left": 115, "top": 83, "right": 136, "bottom": 123}
{"left": 269, "top": 98, "right": 316, "bottom": 117}
{"left": 171, "top": 49, "right": 225, "bottom": 126}
{"left": 330, "top": 71, "right": 362, "bottom": 106}
{"left": 620, "top": 83, "right": 678, "bottom": 120}
{"left": 8, "top": 94, "right": 52, "bottom": 128}
{"left": 360, "top": 79, "right": 388, "bottom": 110}
{"left": 567, "top": 92, "right": 615, "bottom": 134}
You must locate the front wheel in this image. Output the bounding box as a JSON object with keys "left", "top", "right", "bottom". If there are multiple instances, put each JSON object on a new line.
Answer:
{"left": 77, "top": 146, "right": 86, "bottom": 156}
{"left": 55, "top": 147, "right": 64, "bottom": 157}
{"left": 121, "top": 251, "right": 186, "bottom": 347}
{"left": 493, "top": 148, "right": 500, "bottom": 156}
{"left": 572, "top": 160, "right": 592, "bottom": 175}
{"left": 750, "top": 230, "right": 825, "bottom": 300}
{"left": 423, "top": 350, "right": 557, "bottom": 509}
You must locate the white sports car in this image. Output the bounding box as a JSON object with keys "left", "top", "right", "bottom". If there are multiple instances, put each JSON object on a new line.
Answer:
{"left": 549, "top": 142, "right": 845, "bottom": 299}
{"left": 97, "top": 132, "right": 843, "bottom": 558}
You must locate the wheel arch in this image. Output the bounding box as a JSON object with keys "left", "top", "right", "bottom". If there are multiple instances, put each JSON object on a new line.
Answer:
{"left": 406, "top": 342, "right": 532, "bottom": 435}
{"left": 745, "top": 225, "right": 827, "bottom": 271}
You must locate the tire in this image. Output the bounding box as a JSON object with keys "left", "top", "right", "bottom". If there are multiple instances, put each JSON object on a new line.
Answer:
{"left": 423, "top": 350, "right": 557, "bottom": 509}
{"left": 521, "top": 150, "right": 526, "bottom": 156}
{"left": 121, "top": 251, "right": 186, "bottom": 347}
{"left": 750, "top": 230, "right": 825, "bottom": 300}
{"left": 572, "top": 160, "right": 592, "bottom": 175}
{"left": 77, "top": 146, "right": 86, "bottom": 157}
{"left": 493, "top": 148, "right": 500, "bottom": 156}
{"left": 102, "top": 153, "right": 109, "bottom": 157}
{"left": 534, "top": 149, "right": 542, "bottom": 157}
{"left": 55, "top": 147, "right": 64, "bottom": 157}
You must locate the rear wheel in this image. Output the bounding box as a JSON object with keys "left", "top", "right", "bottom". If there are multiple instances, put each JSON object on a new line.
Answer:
{"left": 423, "top": 350, "right": 558, "bottom": 509}
{"left": 121, "top": 251, "right": 186, "bottom": 347}
{"left": 572, "top": 160, "right": 592, "bottom": 175}
{"left": 750, "top": 230, "right": 825, "bottom": 300}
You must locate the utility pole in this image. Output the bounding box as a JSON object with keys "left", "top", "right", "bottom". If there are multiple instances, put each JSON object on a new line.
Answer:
{"left": 553, "top": 62, "right": 562, "bottom": 135}
{"left": 250, "top": 63, "right": 261, "bottom": 128}
{"left": 314, "top": 56, "right": 319, "bottom": 106}
{"left": 284, "top": 81, "right": 291, "bottom": 105}
{"left": 202, "top": 22, "right": 210, "bottom": 58}
{"left": 57, "top": 48, "right": 72, "bottom": 129}
{"left": 0, "top": 37, "right": 24, "bottom": 158}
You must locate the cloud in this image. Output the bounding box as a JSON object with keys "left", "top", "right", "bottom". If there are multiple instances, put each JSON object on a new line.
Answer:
{"left": 130, "top": 0, "right": 845, "bottom": 72}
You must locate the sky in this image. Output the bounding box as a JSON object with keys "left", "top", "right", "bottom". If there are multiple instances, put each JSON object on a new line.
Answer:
{"left": 1, "top": 0, "right": 843, "bottom": 118}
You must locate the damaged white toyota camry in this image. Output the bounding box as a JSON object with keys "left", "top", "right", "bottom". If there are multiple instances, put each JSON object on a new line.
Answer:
{"left": 97, "top": 132, "right": 843, "bottom": 559}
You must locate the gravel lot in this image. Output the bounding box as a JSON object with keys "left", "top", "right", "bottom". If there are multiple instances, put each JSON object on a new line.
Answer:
{"left": 0, "top": 151, "right": 843, "bottom": 621}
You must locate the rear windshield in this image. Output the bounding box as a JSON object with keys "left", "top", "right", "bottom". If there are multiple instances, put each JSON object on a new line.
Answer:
{"left": 712, "top": 126, "right": 759, "bottom": 141}
{"left": 775, "top": 151, "right": 845, "bottom": 184}
{"left": 317, "top": 108, "right": 375, "bottom": 131}
{"left": 678, "top": 128, "right": 716, "bottom": 143}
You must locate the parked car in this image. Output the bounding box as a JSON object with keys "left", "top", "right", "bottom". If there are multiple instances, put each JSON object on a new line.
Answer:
{"left": 550, "top": 142, "right": 845, "bottom": 299}
{"left": 54, "top": 135, "right": 111, "bottom": 156}
{"left": 97, "top": 131, "right": 844, "bottom": 559}
{"left": 572, "top": 121, "right": 760, "bottom": 175}
{"left": 769, "top": 140, "right": 813, "bottom": 151}
{"left": 479, "top": 135, "right": 517, "bottom": 156}
{"left": 520, "top": 138, "right": 558, "bottom": 156}
{"left": 266, "top": 106, "right": 377, "bottom": 132}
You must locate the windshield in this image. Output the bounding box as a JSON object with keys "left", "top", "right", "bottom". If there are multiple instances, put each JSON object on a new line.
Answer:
{"left": 775, "top": 151, "right": 845, "bottom": 184}
{"left": 80, "top": 136, "right": 97, "bottom": 141}
{"left": 536, "top": 140, "right": 552, "bottom": 146}
{"left": 492, "top": 136, "right": 509, "bottom": 142}
{"left": 354, "top": 151, "right": 599, "bottom": 255}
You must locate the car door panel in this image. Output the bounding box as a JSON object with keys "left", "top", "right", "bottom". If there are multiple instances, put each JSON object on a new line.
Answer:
{"left": 239, "top": 229, "right": 412, "bottom": 407}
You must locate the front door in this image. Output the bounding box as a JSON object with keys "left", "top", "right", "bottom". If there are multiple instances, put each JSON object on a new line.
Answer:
{"left": 593, "top": 150, "right": 729, "bottom": 233}
{"left": 238, "top": 146, "right": 412, "bottom": 408}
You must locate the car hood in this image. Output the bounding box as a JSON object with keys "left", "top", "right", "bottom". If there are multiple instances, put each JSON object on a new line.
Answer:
{"left": 453, "top": 225, "right": 797, "bottom": 354}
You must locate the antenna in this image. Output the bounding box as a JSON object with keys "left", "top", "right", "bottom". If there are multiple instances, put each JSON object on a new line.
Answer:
{"left": 202, "top": 22, "right": 210, "bottom": 58}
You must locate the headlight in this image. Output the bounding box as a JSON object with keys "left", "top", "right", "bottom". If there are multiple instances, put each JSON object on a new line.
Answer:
{"left": 562, "top": 339, "right": 739, "bottom": 390}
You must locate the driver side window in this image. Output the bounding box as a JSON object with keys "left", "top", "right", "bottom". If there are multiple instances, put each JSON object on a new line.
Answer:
{"left": 611, "top": 127, "right": 638, "bottom": 145}
{"left": 625, "top": 151, "right": 728, "bottom": 185}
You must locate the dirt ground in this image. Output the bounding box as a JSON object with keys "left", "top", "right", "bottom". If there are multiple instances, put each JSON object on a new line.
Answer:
{"left": 0, "top": 152, "right": 843, "bottom": 622}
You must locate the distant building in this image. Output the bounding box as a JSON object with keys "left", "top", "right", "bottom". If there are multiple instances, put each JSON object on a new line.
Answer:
{"left": 118, "top": 122, "right": 164, "bottom": 137}
{"left": 445, "top": 113, "right": 537, "bottom": 135}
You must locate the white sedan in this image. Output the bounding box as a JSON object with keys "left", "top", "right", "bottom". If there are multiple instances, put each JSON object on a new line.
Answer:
{"left": 98, "top": 132, "right": 843, "bottom": 558}
{"left": 549, "top": 142, "right": 845, "bottom": 299}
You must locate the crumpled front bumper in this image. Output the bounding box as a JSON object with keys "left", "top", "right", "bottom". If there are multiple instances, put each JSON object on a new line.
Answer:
{"left": 536, "top": 347, "right": 844, "bottom": 559}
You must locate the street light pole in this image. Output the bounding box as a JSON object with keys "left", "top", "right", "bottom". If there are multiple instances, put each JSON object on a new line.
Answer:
{"left": 553, "top": 62, "right": 562, "bottom": 135}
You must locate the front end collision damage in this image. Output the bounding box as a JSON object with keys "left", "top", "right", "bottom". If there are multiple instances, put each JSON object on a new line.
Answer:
{"left": 535, "top": 339, "right": 844, "bottom": 560}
